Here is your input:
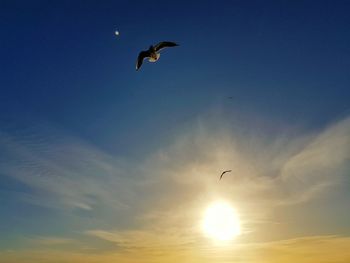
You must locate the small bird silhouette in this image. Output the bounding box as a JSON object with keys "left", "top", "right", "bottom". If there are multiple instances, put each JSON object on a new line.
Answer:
{"left": 136, "top": 41, "right": 179, "bottom": 70}
{"left": 219, "top": 170, "right": 232, "bottom": 180}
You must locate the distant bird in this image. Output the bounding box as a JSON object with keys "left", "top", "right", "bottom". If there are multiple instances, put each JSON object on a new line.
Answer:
{"left": 219, "top": 170, "right": 232, "bottom": 180}
{"left": 136, "top": 41, "right": 179, "bottom": 70}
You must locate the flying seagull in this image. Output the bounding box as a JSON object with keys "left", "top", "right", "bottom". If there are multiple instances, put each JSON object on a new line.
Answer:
{"left": 136, "top": 41, "right": 179, "bottom": 70}
{"left": 219, "top": 170, "right": 232, "bottom": 180}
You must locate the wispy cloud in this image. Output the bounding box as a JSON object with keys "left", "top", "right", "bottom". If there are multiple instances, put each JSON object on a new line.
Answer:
{"left": 28, "top": 236, "right": 76, "bottom": 246}
{"left": 0, "top": 126, "right": 134, "bottom": 213}
{"left": 1, "top": 114, "right": 349, "bottom": 260}
{"left": 81, "top": 115, "right": 350, "bottom": 257}
{"left": 277, "top": 117, "right": 350, "bottom": 205}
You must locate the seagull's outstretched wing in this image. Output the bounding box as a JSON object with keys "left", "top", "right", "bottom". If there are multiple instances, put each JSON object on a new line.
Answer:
{"left": 136, "top": 50, "right": 151, "bottom": 70}
{"left": 154, "top": 41, "right": 179, "bottom": 52}
{"left": 219, "top": 170, "right": 232, "bottom": 180}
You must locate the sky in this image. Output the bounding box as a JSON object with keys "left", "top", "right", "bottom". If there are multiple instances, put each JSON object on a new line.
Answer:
{"left": 0, "top": 0, "right": 350, "bottom": 262}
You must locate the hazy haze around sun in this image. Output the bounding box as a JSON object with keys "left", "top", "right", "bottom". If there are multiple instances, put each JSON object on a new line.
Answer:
{"left": 201, "top": 201, "right": 241, "bottom": 242}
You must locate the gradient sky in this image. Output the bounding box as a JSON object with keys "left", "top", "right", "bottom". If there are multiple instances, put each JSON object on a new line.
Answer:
{"left": 1, "top": 1, "right": 350, "bottom": 262}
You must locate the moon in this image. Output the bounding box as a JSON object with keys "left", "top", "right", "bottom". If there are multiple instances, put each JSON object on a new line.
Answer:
{"left": 201, "top": 201, "right": 241, "bottom": 241}
{"left": 114, "top": 30, "right": 120, "bottom": 36}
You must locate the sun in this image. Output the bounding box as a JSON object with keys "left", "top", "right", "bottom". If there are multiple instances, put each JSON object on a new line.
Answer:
{"left": 201, "top": 201, "right": 241, "bottom": 241}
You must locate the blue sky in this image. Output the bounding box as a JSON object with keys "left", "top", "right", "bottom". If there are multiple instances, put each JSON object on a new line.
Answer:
{"left": 2, "top": 0, "right": 349, "bottom": 154}
{"left": 1, "top": 1, "right": 350, "bottom": 262}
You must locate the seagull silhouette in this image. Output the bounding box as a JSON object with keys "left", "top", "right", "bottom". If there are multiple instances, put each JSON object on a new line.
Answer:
{"left": 136, "top": 41, "right": 179, "bottom": 70}
{"left": 219, "top": 170, "right": 232, "bottom": 180}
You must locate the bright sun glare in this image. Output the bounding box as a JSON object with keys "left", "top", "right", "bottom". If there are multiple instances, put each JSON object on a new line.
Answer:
{"left": 201, "top": 201, "right": 241, "bottom": 241}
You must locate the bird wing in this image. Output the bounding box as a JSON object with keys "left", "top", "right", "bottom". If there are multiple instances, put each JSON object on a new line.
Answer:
{"left": 219, "top": 170, "right": 232, "bottom": 180}
{"left": 220, "top": 172, "right": 225, "bottom": 180}
{"left": 154, "top": 41, "right": 179, "bottom": 52}
{"left": 136, "top": 50, "right": 151, "bottom": 70}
